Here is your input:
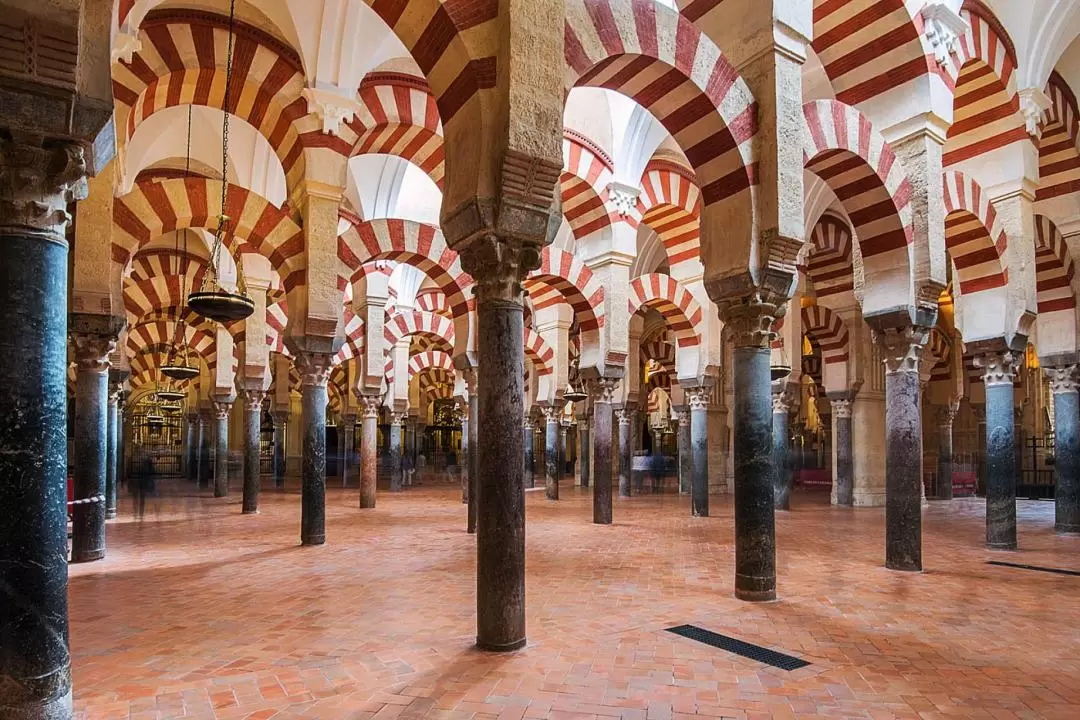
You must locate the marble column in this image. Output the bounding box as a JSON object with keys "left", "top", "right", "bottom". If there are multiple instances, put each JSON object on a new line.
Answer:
{"left": 522, "top": 416, "right": 535, "bottom": 490}
{"left": 976, "top": 349, "right": 1019, "bottom": 550}
{"left": 720, "top": 301, "right": 780, "bottom": 602}
{"left": 106, "top": 383, "right": 121, "bottom": 520}
{"left": 468, "top": 381, "right": 479, "bottom": 529}
{"left": 675, "top": 407, "right": 691, "bottom": 494}
{"left": 686, "top": 387, "right": 711, "bottom": 517}
{"left": 358, "top": 394, "right": 380, "bottom": 510}
{"left": 617, "top": 408, "right": 633, "bottom": 498}
{"left": 0, "top": 139, "right": 88, "bottom": 720}
{"left": 875, "top": 325, "right": 930, "bottom": 571}
{"left": 590, "top": 379, "right": 618, "bottom": 524}
{"left": 771, "top": 386, "right": 796, "bottom": 511}
{"left": 271, "top": 409, "right": 288, "bottom": 488}
{"left": 1048, "top": 365, "right": 1080, "bottom": 534}
{"left": 389, "top": 412, "right": 405, "bottom": 492}
{"left": 543, "top": 405, "right": 561, "bottom": 501}
{"left": 212, "top": 398, "right": 233, "bottom": 498}
{"left": 242, "top": 390, "right": 265, "bottom": 514}
{"left": 935, "top": 400, "right": 959, "bottom": 500}
{"left": 560, "top": 423, "right": 569, "bottom": 482}
{"left": 341, "top": 413, "right": 356, "bottom": 487}
{"left": 827, "top": 393, "right": 854, "bottom": 506}
{"left": 297, "top": 353, "right": 332, "bottom": 545}
{"left": 185, "top": 411, "right": 199, "bottom": 482}
{"left": 578, "top": 420, "right": 591, "bottom": 488}
{"left": 458, "top": 403, "right": 470, "bottom": 505}
{"left": 71, "top": 319, "right": 122, "bottom": 563}
{"left": 198, "top": 411, "right": 212, "bottom": 490}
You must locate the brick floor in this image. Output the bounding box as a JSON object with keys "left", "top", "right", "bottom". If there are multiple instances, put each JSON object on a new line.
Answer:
{"left": 70, "top": 480, "right": 1080, "bottom": 719}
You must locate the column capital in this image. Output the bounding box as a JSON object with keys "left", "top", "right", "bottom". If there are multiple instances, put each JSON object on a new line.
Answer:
{"left": 935, "top": 398, "right": 961, "bottom": 425}
{"left": 212, "top": 399, "right": 233, "bottom": 420}
{"left": 294, "top": 352, "right": 334, "bottom": 388}
{"left": 615, "top": 407, "right": 635, "bottom": 426}
{"left": 0, "top": 138, "right": 89, "bottom": 242}
{"left": 108, "top": 383, "right": 124, "bottom": 405}
{"left": 70, "top": 314, "right": 126, "bottom": 374}
{"left": 457, "top": 235, "right": 538, "bottom": 303}
{"left": 541, "top": 404, "right": 562, "bottom": 424}
{"left": 1046, "top": 365, "right": 1080, "bottom": 395}
{"left": 830, "top": 397, "right": 854, "bottom": 420}
{"left": 270, "top": 409, "right": 289, "bottom": 423}
{"left": 357, "top": 393, "right": 381, "bottom": 419}
{"left": 391, "top": 411, "right": 409, "bottom": 425}
{"left": 523, "top": 415, "right": 536, "bottom": 431}
{"left": 716, "top": 290, "right": 788, "bottom": 349}
{"left": 975, "top": 350, "right": 1019, "bottom": 387}
{"left": 870, "top": 324, "right": 930, "bottom": 375}
{"left": 243, "top": 389, "right": 267, "bottom": 412}
{"left": 586, "top": 377, "right": 620, "bottom": 405}
{"left": 771, "top": 385, "right": 797, "bottom": 415}
{"left": 685, "top": 385, "right": 712, "bottom": 411}
{"left": 342, "top": 412, "right": 357, "bottom": 426}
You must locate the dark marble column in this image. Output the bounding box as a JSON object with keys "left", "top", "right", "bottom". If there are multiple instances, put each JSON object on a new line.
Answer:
{"left": 0, "top": 139, "right": 88, "bottom": 720}
{"left": 242, "top": 390, "right": 265, "bottom": 514}
{"left": 976, "top": 349, "right": 1019, "bottom": 550}
{"left": 935, "top": 400, "right": 959, "bottom": 500}
{"left": 1048, "top": 365, "right": 1080, "bottom": 534}
{"left": 198, "top": 411, "right": 212, "bottom": 490}
{"left": 544, "top": 406, "right": 560, "bottom": 501}
{"left": 578, "top": 420, "right": 591, "bottom": 488}
{"left": 271, "top": 409, "right": 288, "bottom": 488}
{"left": 827, "top": 393, "right": 855, "bottom": 506}
{"left": 212, "top": 398, "right": 233, "bottom": 498}
{"left": 686, "top": 387, "right": 711, "bottom": 517}
{"left": 771, "top": 386, "right": 796, "bottom": 511}
{"left": 296, "top": 353, "right": 332, "bottom": 545}
{"left": 675, "top": 407, "right": 691, "bottom": 494}
{"left": 590, "top": 379, "right": 618, "bottom": 524}
{"left": 523, "top": 416, "right": 536, "bottom": 489}
{"left": 105, "top": 383, "right": 121, "bottom": 520}
{"left": 341, "top": 413, "right": 356, "bottom": 487}
{"left": 875, "top": 324, "right": 931, "bottom": 571}
{"left": 458, "top": 403, "right": 470, "bottom": 505}
{"left": 468, "top": 380, "right": 479, "bottom": 530}
{"left": 460, "top": 242, "right": 528, "bottom": 653}
{"left": 617, "top": 408, "right": 633, "bottom": 498}
{"left": 389, "top": 412, "right": 405, "bottom": 492}
{"left": 71, "top": 316, "right": 123, "bottom": 564}
{"left": 185, "top": 411, "right": 199, "bottom": 482}
{"left": 358, "top": 394, "right": 380, "bottom": 509}
{"left": 560, "top": 423, "right": 569, "bottom": 483}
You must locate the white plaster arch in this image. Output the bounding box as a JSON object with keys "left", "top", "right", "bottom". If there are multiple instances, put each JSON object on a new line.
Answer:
{"left": 346, "top": 154, "right": 442, "bottom": 225}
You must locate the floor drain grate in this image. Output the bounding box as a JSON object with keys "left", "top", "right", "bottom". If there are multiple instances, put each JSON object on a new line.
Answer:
{"left": 987, "top": 560, "right": 1080, "bottom": 577}
{"left": 665, "top": 624, "right": 810, "bottom": 671}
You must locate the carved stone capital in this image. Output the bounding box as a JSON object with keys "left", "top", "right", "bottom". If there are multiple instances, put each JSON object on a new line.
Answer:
{"left": 342, "top": 412, "right": 357, "bottom": 427}
{"left": 717, "top": 291, "right": 788, "bottom": 349}
{"left": 935, "top": 399, "right": 960, "bottom": 426}
{"left": 831, "top": 397, "right": 853, "bottom": 420}
{"left": 542, "top": 405, "right": 563, "bottom": 424}
{"left": 587, "top": 377, "right": 620, "bottom": 405}
{"left": 1046, "top": 365, "right": 1080, "bottom": 395}
{"left": 108, "top": 383, "right": 124, "bottom": 404}
{"left": 685, "top": 385, "right": 711, "bottom": 411}
{"left": 457, "top": 235, "right": 539, "bottom": 303}
{"left": 358, "top": 394, "right": 381, "bottom": 419}
{"left": 243, "top": 389, "right": 267, "bottom": 412}
{"left": 975, "top": 351, "right": 1019, "bottom": 387}
{"left": 212, "top": 399, "right": 233, "bottom": 420}
{"left": 670, "top": 407, "right": 687, "bottom": 425}
{"left": 607, "top": 181, "right": 641, "bottom": 218}
{"left": 920, "top": 2, "right": 968, "bottom": 65}
{"left": 391, "top": 411, "right": 409, "bottom": 425}
{"left": 1019, "top": 87, "right": 1053, "bottom": 137}
{"left": 615, "top": 407, "right": 635, "bottom": 427}
{"left": 294, "top": 352, "right": 334, "bottom": 388}
{"left": 771, "top": 386, "right": 797, "bottom": 415}
{"left": 270, "top": 409, "right": 289, "bottom": 424}
{"left": 523, "top": 415, "right": 536, "bottom": 431}
{"left": 0, "top": 139, "right": 88, "bottom": 241}
{"left": 302, "top": 87, "right": 365, "bottom": 136}
{"left": 871, "top": 324, "right": 929, "bottom": 375}
{"left": 71, "top": 313, "right": 126, "bottom": 374}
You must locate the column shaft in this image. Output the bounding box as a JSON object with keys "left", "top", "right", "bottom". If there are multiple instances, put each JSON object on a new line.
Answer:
{"left": 213, "top": 405, "right": 230, "bottom": 498}
{"left": 341, "top": 419, "right": 355, "bottom": 487}
{"left": 106, "top": 392, "right": 119, "bottom": 520}
{"left": 272, "top": 414, "right": 287, "bottom": 488}
{"left": 592, "top": 391, "right": 615, "bottom": 524}
{"left": 185, "top": 414, "right": 198, "bottom": 482}
{"left": 830, "top": 397, "right": 854, "bottom": 506}
{"left": 884, "top": 369, "right": 923, "bottom": 567}
{"left": 460, "top": 408, "right": 470, "bottom": 506}
{"left": 618, "top": 410, "right": 632, "bottom": 498}
{"left": 468, "top": 391, "right": 479, "bottom": 529}
{"left": 985, "top": 382, "right": 1017, "bottom": 549}
{"left": 545, "top": 415, "right": 559, "bottom": 501}
{"left": 732, "top": 349, "right": 774, "bottom": 599}
{"left": 771, "top": 389, "right": 794, "bottom": 511}
{"left": 1052, "top": 380, "right": 1080, "bottom": 533}
{"left": 359, "top": 399, "right": 379, "bottom": 509}
{"left": 579, "top": 423, "right": 590, "bottom": 488}
{"left": 198, "top": 415, "right": 211, "bottom": 489}
{"left": 72, "top": 365, "right": 108, "bottom": 563}
{"left": 300, "top": 369, "right": 329, "bottom": 546}
{"left": 523, "top": 421, "right": 535, "bottom": 489}
{"left": 389, "top": 420, "right": 403, "bottom": 492}
{"left": 242, "top": 394, "right": 263, "bottom": 514}
{"left": 690, "top": 394, "right": 710, "bottom": 517}
{"left": 678, "top": 412, "right": 691, "bottom": 494}
{"left": 936, "top": 403, "right": 957, "bottom": 501}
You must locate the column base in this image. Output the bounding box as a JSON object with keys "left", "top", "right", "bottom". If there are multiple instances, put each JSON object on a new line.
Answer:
{"left": 70, "top": 549, "right": 104, "bottom": 563}
{"left": 1056, "top": 523, "right": 1080, "bottom": 535}
{"left": 475, "top": 637, "right": 527, "bottom": 652}
{"left": 885, "top": 560, "right": 922, "bottom": 572}
{"left": 301, "top": 535, "right": 326, "bottom": 546}
{"left": 734, "top": 587, "right": 777, "bottom": 602}
{"left": 0, "top": 690, "right": 73, "bottom": 720}
{"left": 987, "top": 541, "right": 1017, "bottom": 551}
{"left": 105, "top": 510, "right": 117, "bottom": 519}
{"left": 242, "top": 509, "right": 259, "bottom": 515}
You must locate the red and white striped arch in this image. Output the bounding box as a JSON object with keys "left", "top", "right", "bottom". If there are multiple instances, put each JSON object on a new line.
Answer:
{"left": 636, "top": 160, "right": 702, "bottom": 272}
{"left": 801, "top": 306, "right": 849, "bottom": 365}
{"left": 805, "top": 214, "right": 854, "bottom": 298}
{"left": 803, "top": 100, "right": 913, "bottom": 311}
{"left": 564, "top": 0, "right": 757, "bottom": 209}
{"left": 1034, "top": 215, "right": 1076, "bottom": 314}
{"left": 1037, "top": 72, "right": 1080, "bottom": 202}
{"left": 525, "top": 247, "right": 604, "bottom": 333}
{"left": 408, "top": 350, "right": 454, "bottom": 380}
{"left": 418, "top": 368, "right": 455, "bottom": 400}
{"left": 384, "top": 310, "right": 455, "bottom": 354}
{"left": 126, "top": 317, "right": 215, "bottom": 362}
{"left": 123, "top": 276, "right": 188, "bottom": 322}
{"left": 562, "top": 131, "right": 615, "bottom": 241}
{"left": 112, "top": 10, "right": 313, "bottom": 193}
{"left": 808, "top": 0, "right": 935, "bottom": 107}
{"left": 943, "top": 4, "right": 1025, "bottom": 167}
{"left": 415, "top": 288, "right": 451, "bottom": 316}
{"left": 641, "top": 337, "right": 676, "bottom": 377}
{"left": 942, "top": 171, "right": 1008, "bottom": 294}
{"left": 129, "top": 248, "right": 208, "bottom": 286}
{"left": 266, "top": 300, "right": 288, "bottom": 355}
{"left": 347, "top": 72, "right": 445, "bottom": 188}
{"left": 336, "top": 306, "right": 367, "bottom": 364}
{"left": 628, "top": 274, "right": 702, "bottom": 348}
{"left": 926, "top": 326, "right": 953, "bottom": 383}
{"left": 113, "top": 178, "right": 304, "bottom": 290}
{"left": 523, "top": 327, "right": 555, "bottom": 378}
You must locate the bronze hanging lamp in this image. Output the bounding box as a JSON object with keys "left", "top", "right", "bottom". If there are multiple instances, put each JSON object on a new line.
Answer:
{"left": 188, "top": 0, "right": 255, "bottom": 323}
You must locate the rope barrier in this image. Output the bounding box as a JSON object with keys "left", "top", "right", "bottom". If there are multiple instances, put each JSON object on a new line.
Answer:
{"left": 67, "top": 495, "right": 105, "bottom": 507}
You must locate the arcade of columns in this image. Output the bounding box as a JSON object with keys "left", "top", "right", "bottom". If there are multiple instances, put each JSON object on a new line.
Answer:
{"left": 4, "top": 0, "right": 1080, "bottom": 717}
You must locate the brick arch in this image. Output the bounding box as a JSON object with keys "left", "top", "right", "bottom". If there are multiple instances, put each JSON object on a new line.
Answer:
{"left": 124, "top": 276, "right": 190, "bottom": 321}
{"left": 1034, "top": 215, "right": 1076, "bottom": 314}
{"left": 805, "top": 214, "right": 854, "bottom": 298}
{"left": 129, "top": 247, "right": 209, "bottom": 286}
{"left": 927, "top": 326, "right": 953, "bottom": 382}
{"left": 942, "top": 171, "right": 1008, "bottom": 294}
{"left": 336, "top": 307, "right": 367, "bottom": 364}
{"left": 641, "top": 337, "right": 676, "bottom": 377}
{"left": 525, "top": 249, "right": 606, "bottom": 370}
{"left": 636, "top": 161, "right": 702, "bottom": 272}
{"left": 408, "top": 350, "right": 454, "bottom": 380}
{"left": 112, "top": 10, "right": 312, "bottom": 193}
{"left": 803, "top": 100, "right": 913, "bottom": 313}
{"left": 126, "top": 317, "right": 215, "bottom": 362}
{"left": 801, "top": 305, "right": 849, "bottom": 365}
{"left": 384, "top": 310, "right": 455, "bottom": 354}
{"left": 418, "top": 368, "right": 455, "bottom": 400}
{"left": 562, "top": 132, "right": 615, "bottom": 241}
{"left": 113, "top": 178, "right": 304, "bottom": 290}
{"left": 523, "top": 328, "right": 555, "bottom": 377}
{"left": 565, "top": 0, "right": 757, "bottom": 215}
{"left": 415, "top": 288, "right": 451, "bottom": 316}
{"left": 1037, "top": 72, "right": 1080, "bottom": 201}
{"left": 628, "top": 274, "right": 702, "bottom": 348}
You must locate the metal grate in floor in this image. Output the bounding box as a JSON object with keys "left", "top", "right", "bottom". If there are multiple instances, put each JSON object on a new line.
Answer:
{"left": 986, "top": 560, "right": 1080, "bottom": 577}
{"left": 665, "top": 624, "right": 810, "bottom": 671}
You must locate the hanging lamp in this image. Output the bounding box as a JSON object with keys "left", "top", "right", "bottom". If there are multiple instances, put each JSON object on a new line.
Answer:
{"left": 155, "top": 382, "right": 186, "bottom": 403}
{"left": 563, "top": 357, "right": 588, "bottom": 403}
{"left": 770, "top": 338, "right": 792, "bottom": 382}
{"left": 188, "top": 0, "right": 255, "bottom": 323}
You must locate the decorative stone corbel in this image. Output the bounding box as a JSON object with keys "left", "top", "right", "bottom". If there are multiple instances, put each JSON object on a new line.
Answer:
{"left": 920, "top": 3, "right": 969, "bottom": 66}
{"left": 607, "top": 181, "right": 641, "bottom": 218}
{"left": 112, "top": 29, "right": 143, "bottom": 65}
{"left": 1018, "top": 87, "right": 1053, "bottom": 137}
{"left": 302, "top": 87, "right": 365, "bottom": 137}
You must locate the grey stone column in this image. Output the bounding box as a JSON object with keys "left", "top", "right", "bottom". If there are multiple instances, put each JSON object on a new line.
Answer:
{"left": 271, "top": 409, "right": 288, "bottom": 488}
{"left": 0, "top": 139, "right": 88, "bottom": 720}
{"left": 468, "top": 378, "right": 479, "bottom": 529}
{"left": 389, "top": 412, "right": 405, "bottom": 492}
{"left": 827, "top": 393, "right": 854, "bottom": 506}
{"left": 106, "top": 383, "right": 121, "bottom": 520}
{"left": 358, "top": 394, "right": 380, "bottom": 509}
{"left": 976, "top": 349, "right": 1019, "bottom": 550}
{"left": 71, "top": 317, "right": 123, "bottom": 563}
{"left": 1048, "top": 365, "right": 1080, "bottom": 534}
{"left": 185, "top": 411, "right": 199, "bottom": 482}
{"left": 197, "top": 410, "right": 212, "bottom": 490}
{"left": 771, "top": 385, "right": 796, "bottom": 510}
{"left": 685, "top": 387, "right": 711, "bottom": 517}
{"left": 459, "top": 243, "right": 529, "bottom": 654}
{"left": 560, "top": 423, "right": 569, "bottom": 483}
{"left": 458, "top": 403, "right": 469, "bottom": 505}
{"left": 590, "top": 379, "right": 618, "bottom": 524}
{"left": 543, "top": 405, "right": 561, "bottom": 501}
{"left": 341, "top": 413, "right": 356, "bottom": 487}
{"left": 935, "top": 400, "right": 959, "bottom": 500}
{"left": 675, "top": 407, "right": 691, "bottom": 494}
{"left": 295, "top": 353, "right": 332, "bottom": 546}
{"left": 617, "top": 408, "right": 633, "bottom": 497}
{"left": 578, "top": 420, "right": 591, "bottom": 488}
{"left": 242, "top": 390, "right": 265, "bottom": 514}
{"left": 211, "top": 398, "right": 233, "bottom": 498}
{"left": 875, "top": 324, "right": 931, "bottom": 571}
{"left": 523, "top": 415, "right": 536, "bottom": 489}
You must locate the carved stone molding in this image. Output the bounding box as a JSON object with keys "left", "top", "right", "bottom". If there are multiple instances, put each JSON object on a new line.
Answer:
{"left": 294, "top": 352, "right": 333, "bottom": 388}
{"left": 458, "top": 235, "right": 538, "bottom": 304}
{"left": 0, "top": 139, "right": 89, "bottom": 242}
{"left": 302, "top": 87, "right": 365, "bottom": 137}
{"left": 685, "top": 385, "right": 711, "bottom": 411}
{"left": 975, "top": 351, "right": 1018, "bottom": 387}
{"left": 607, "top": 181, "right": 640, "bottom": 218}
{"left": 872, "top": 325, "right": 929, "bottom": 375}
{"left": 587, "top": 377, "right": 619, "bottom": 405}
{"left": 70, "top": 314, "right": 126, "bottom": 375}
{"left": 1046, "top": 365, "right": 1080, "bottom": 395}
{"left": 391, "top": 411, "right": 409, "bottom": 426}
{"left": 1019, "top": 87, "right": 1053, "bottom": 137}
{"left": 920, "top": 2, "right": 969, "bottom": 65}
